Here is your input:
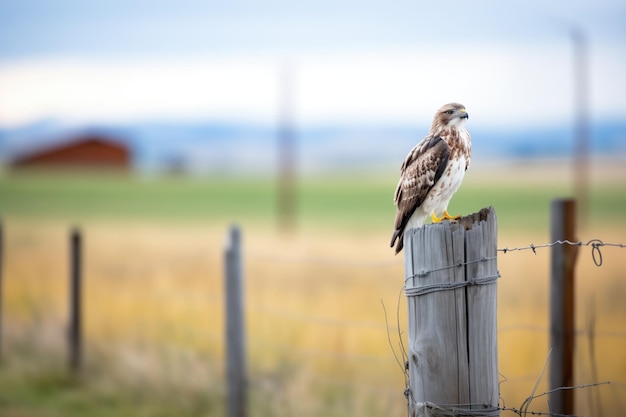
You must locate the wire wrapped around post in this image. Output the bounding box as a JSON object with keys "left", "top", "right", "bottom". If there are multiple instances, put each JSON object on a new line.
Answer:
{"left": 403, "top": 207, "right": 499, "bottom": 417}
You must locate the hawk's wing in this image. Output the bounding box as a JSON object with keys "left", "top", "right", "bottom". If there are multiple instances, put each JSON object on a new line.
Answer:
{"left": 390, "top": 135, "right": 450, "bottom": 253}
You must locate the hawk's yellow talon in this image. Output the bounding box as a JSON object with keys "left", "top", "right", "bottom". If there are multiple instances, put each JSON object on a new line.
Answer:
{"left": 443, "top": 210, "right": 462, "bottom": 220}
{"left": 431, "top": 210, "right": 461, "bottom": 223}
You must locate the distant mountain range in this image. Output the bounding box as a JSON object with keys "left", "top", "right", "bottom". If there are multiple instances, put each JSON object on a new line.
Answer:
{"left": 1, "top": 120, "right": 625, "bottom": 174}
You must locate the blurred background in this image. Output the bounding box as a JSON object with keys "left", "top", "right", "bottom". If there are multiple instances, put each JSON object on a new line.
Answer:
{"left": 0, "top": 1, "right": 625, "bottom": 416}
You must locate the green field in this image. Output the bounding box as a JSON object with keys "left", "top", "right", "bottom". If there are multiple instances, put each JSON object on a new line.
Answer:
{"left": 1, "top": 169, "right": 624, "bottom": 232}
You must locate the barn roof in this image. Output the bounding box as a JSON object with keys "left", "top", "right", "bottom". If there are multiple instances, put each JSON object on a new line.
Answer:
{"left": 10, "top": 133, "right": 131, "bottom": 169}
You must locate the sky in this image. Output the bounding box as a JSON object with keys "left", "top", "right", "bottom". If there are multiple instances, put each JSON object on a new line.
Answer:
{"left": 0, "top": 0, "right": 625, "bottom": 129}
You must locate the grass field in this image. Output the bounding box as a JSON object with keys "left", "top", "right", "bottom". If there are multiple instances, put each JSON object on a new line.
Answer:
{"left": 1, "top": 167, "right": 625, "bottom": 232}
{"left": 0, "top": 160, "right": 625, "bottom": 417}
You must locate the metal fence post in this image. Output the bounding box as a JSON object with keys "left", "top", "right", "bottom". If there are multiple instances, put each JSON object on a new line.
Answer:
{"left": 69, "top": 227, "right": 82, "bottom": 372}
{"left": 550, "top": 199, "right": 578, "bottom": 414}
{"left": 225, "top": 225, "right": 247, "bottom": 417}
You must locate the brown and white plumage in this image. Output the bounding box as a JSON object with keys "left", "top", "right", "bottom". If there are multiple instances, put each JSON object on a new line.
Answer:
{"left": 390, "top": 103, "right": 472, "bottom": 254}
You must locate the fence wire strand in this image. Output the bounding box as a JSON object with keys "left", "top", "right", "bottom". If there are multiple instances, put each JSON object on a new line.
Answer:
{"left": 497, "top": 239, "right": 625, "bottom": 267}
{"left": 241, "top": 239, "right": 625, "bottom": 269}
{"left": 404, "top": 256, "right": 498, "bottom": 281}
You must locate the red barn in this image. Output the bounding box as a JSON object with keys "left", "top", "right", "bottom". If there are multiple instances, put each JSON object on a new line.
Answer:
{"left": 11, "top": 135, "right": 131, "bottom": 170}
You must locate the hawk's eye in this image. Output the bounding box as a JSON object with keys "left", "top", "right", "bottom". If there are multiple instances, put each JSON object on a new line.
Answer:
{"left": 445, "top": 110, "right": 454, "bottom": 115}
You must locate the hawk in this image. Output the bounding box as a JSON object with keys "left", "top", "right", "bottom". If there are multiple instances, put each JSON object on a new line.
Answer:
{"left": 390, "top": 103, "right": 472, "bottom": 254}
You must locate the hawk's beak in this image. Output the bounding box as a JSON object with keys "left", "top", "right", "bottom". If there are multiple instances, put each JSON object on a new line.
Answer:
{"left": 460, "top": 109, "right": 469, "bottom": 119}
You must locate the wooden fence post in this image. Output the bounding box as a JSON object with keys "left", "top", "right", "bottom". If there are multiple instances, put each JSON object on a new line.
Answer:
{"left": 549, "top": 199, "right": 578, "bottom": 414}
{"left": 225, "top": 225, "right": 247, "bottom": 417}
{"left": 69, "top": 227, "right": 82, "bottom": 372}
{"left": 403, "top": 207, "right": 499, "bottom": 417}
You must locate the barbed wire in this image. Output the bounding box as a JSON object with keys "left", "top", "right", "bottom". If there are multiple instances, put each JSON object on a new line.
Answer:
{"left": 497, "top": 239, "right": 626, "bottom": 267}
{"left": 242, "top": 239, "right": 625, "bottom": 269}
{"left": 403, "top": 382, "right": 611, "bottom": 417}
{"left": 501, "top": 381, "right": 611, "bottom": 417}
{"left": 400, "top": 369, "right": 611, "bottom": 417}
{"left": 404, "top": 256, "right": 497, "bottom": 281}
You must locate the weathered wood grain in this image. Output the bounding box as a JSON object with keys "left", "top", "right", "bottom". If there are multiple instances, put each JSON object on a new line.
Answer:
{"left": 404, "top": 207, "right": 499, "bottom": 417}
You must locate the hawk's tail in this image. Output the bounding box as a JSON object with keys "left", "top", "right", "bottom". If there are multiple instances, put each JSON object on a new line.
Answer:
{"left": 390, "top": 229, "right": 404, "bottom": 255}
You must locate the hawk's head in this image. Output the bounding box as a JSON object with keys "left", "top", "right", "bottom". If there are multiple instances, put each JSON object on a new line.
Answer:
{"left": 431, "top": 102, "right": 468, "bottom": 131}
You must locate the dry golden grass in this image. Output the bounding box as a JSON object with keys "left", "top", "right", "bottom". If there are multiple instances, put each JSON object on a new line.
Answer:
{"left": 2, "top": 216, "right": 625, "bottom": 416}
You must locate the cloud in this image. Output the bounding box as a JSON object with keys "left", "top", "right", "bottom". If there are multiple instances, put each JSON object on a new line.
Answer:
{"left": 0, "top": 40, "right": 624, "bottom": 129}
